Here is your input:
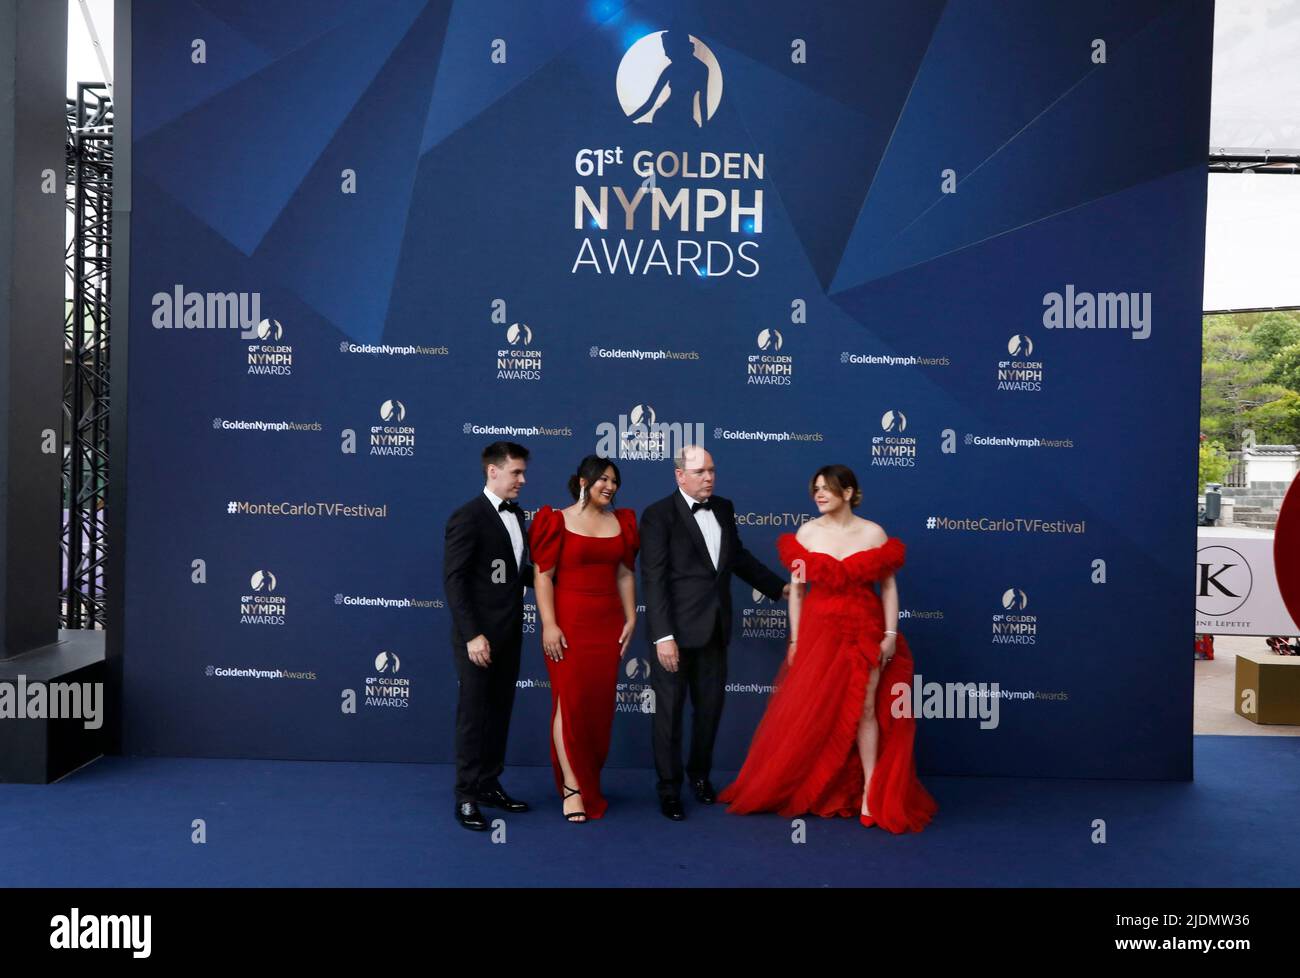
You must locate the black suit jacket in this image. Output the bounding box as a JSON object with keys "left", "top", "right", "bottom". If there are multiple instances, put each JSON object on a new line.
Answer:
{"left": 443, "top": 494, "right": 534, "bottom": 649}
{"left": 639, "top": 491, "right": 784, "bottom": 649}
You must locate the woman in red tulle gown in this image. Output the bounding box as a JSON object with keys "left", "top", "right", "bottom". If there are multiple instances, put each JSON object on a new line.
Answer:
{"left": 529, "top": 455, "right": 639, "bottom": 822}
{"left": 718, "top": 464, "right": 938, "bottom": 833}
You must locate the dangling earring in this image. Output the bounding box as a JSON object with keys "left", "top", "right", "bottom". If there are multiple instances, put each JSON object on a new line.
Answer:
{"left": 579, "top": 483, "right": 587, "bottom": 506}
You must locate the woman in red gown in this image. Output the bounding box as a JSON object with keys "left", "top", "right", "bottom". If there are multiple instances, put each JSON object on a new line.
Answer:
{"left": 529, "top": 455, "right": 639, "bottom": 822}
{"left": 718, "top": 464, "right": 937, "bottom": 833}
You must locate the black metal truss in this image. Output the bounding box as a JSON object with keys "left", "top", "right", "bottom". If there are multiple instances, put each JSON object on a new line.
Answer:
{"left": 62, "top": 82, "right": 113, "bottom": 629}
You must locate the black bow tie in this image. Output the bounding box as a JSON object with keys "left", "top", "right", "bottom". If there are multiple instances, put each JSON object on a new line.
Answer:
{"left": 498, "top": 500, "right": 519, "bottom": 513}
{"left": 690, "top": 500, "right": 712, "bottom": 513}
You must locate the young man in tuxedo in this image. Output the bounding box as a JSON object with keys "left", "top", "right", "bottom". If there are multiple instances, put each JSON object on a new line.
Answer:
{"left": 639, "top": 444, "right": 787, "bottom": 820}
{"left": 443, "top": 441, "right": 534, "bottom": 831}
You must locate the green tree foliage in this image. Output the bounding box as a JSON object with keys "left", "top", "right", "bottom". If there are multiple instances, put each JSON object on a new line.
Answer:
{"left": 1251, "top": 312, "right": 1300, "bottom": 362}
{"left": 1200, "top": 311, "right": 1300, "bottom": 447}
{"left": 1198, "top": 439, "right": 1231, "bottom": 494}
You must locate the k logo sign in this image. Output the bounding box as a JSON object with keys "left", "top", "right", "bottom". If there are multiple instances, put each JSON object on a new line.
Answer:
{"left": 616, "top": 30, "right": 723, "bottom": 128}
{"left": 1195, "top": 545, "right": 1252, "bottom": 617}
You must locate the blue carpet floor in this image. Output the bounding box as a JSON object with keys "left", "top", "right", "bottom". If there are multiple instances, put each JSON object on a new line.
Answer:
{"left": 2, "top": 735, "right": 1297, "bottom": 887}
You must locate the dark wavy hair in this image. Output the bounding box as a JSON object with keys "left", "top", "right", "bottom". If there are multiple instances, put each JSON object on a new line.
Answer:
{"left": 568, "top": 455, "right": 621, "bottom": 508}
{"left": 809, "top": 464, "right": 862, "bottom": 508}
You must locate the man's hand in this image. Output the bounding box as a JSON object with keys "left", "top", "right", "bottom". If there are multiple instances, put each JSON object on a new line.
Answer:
{"left": 782, "top": 583, "right": 791, "bottom": 598}
{"left": 656, "top": 638, "right": 680, "bottom": 673}
{"left": 467, "top": 634, "right": 491, "bottom": 668}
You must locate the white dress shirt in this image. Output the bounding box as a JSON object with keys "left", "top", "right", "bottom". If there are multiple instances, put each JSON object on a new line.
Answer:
{"left": 655, "top": 488, "right": 721, "bottom": 645}
{"left": 483, "top": 487, "right": 524, "bottom": 569}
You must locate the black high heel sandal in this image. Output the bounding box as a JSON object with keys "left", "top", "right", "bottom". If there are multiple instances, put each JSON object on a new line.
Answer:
{"left": 562, "top": 784, "right": 587, "bottom": 823}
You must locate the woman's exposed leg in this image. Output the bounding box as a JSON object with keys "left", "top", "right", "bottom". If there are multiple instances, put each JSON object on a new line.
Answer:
{"left": 857, "top": 665, "right": 881, "bottom": 816}
{"left": 553, "top": 698, "right": 586, "bottom": 822}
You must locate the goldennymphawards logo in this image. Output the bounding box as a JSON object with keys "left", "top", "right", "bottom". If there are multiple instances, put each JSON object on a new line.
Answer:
{"left": 840, "top": 350, "right": 951, "bottom": 368}
{"left": 617, "top": 647, "right": 655, "bottom": 713}
{"left": 371, "top": 399, "right": 415, "bottom": 457}
{"left": 714, "top": 425, "right": 824, "bottom": 443}
{"left": 1042, "top": 284, "right": 1152, "bottom": 340}
{"left": 992, "top": 588, "right": 1037, "bottom": 645}
{"left": 341, "top": 340, "right": 449, "bottom": 357}
{"left": 50, "top": 908, "right": 150, "bottom": 958}
{"left": 497, "top": 322, "right": 542, "bottom": 381}
{"left": 365, "top": 651, "right": 410, "bottom": 709}
{"left": 334, "top": 593, "right": 443, "bottom": 610}
{"left": 590, "top": 343, "right": 700, "bottom": 361}
{"left": 206, "top": 665, "right": 318, "bottom": 680}
{"left": 212, "top": 417, "right": 323, "bottom": 434}
{"left": 572, "top": 31, "right": 761, "bottom": 278}
{"left": 462, "top": 421, "right": 573, "bottom": 439}
{"left": 0, "top": 676, "right": 103, "bottom": 729}
{"left": 872, "top": 410, "right": 917, "bottom": 467}
{"left": 617, "top": 30, "right": 722, "bottom": 128}
{"left": 963, "top": 432, "right": 1075, "bottom": 449}
{"left": 151, "top": 284, "right": 261, "bottom": 338}
{"left": 747, "top": 328, "right": 793, "bottom": 385}
{"left": 246, "top": 318, "right": 294, "bottom": 377}
{"left": 595, "top": 402, "right": 703, "bottom": 461}
{"left": 240, "top": 569, "right": 286, "bottom": 625}
{"left": 1195, "top": 545, "right": 1252, "bottom": 617}
{"left": 997, "top": 333, "right": 1043, "bottom": 392}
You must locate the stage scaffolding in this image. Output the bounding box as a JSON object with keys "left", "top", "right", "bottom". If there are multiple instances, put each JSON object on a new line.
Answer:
{"left": 63, "top": 82, "right": 113, "bottom": 629}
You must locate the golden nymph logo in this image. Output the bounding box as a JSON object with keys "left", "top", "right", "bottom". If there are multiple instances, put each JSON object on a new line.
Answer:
{"left": 572, "top": 30, "right": 763, "bottom": 278}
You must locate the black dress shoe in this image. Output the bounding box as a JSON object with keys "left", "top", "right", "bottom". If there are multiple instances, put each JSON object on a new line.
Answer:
{"left": 660, "top": 796, "right": 686, "bottom": 821}
{"left": 478, "top": 787, "right": 530, "bottom": 813}
{"left": 691, "top": 778, "right": 716, "bottom": 805}
{"left": 456, "top": 801, "right": 489, "bottom": 831}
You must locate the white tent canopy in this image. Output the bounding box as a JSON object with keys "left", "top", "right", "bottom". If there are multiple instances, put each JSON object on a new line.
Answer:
{"left": 1204, "top": 0, "right": 1300, "bottom": 311}
{"left": 1211, "top": 0, "right": 1300, "bottom": 152}
{"left": 1204, "top": 173, "right": 1300, "bottom": 311}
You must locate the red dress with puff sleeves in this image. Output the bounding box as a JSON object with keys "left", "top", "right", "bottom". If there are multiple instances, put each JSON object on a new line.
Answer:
{"left": 529, "top": 506, "right": 639, "bottom": 818}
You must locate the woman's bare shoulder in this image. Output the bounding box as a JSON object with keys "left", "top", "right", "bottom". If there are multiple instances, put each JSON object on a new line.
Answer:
{"left": 856, "top": 517, "right": 888, "bottom": 546}
{"left": 794, "top": 518, "right": 823, "bottom": 544}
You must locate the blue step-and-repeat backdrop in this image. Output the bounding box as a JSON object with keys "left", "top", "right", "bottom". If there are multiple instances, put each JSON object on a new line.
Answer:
{"left": 123, "top": 0, "right": 1212, "bottom": 779}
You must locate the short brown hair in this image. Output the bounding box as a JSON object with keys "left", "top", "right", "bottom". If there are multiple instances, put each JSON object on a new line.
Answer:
{"left": 809, "top": 464, "right": 862, "bottom": 508}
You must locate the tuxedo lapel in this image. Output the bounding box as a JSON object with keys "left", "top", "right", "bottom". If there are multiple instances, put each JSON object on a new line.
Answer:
{"left": 673, "top": 491, "right": 717, "bottom": 576}
{"left": 714, "top": 497, "right": 731, "bottom": 572}
{"left": 515, "top": 509, "right": 530, "bottom": 569}
{"left": 480, "top": 494, "right": 519, "bottom": 574}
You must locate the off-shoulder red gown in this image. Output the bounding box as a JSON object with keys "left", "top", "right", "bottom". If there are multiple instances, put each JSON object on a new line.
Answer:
{"left": 718, "top": 534, "right": 938, "bottom": 833}
{"left": 529, "top": 506, "right": 639, "bottom": 819}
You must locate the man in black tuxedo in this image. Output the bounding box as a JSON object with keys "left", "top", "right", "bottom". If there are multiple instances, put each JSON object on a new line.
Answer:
{"left": 443, "top": 441, "right": 534, "bottom": 831}
{"left": 640, "top": 444, "right": 787, "bottom": 820}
